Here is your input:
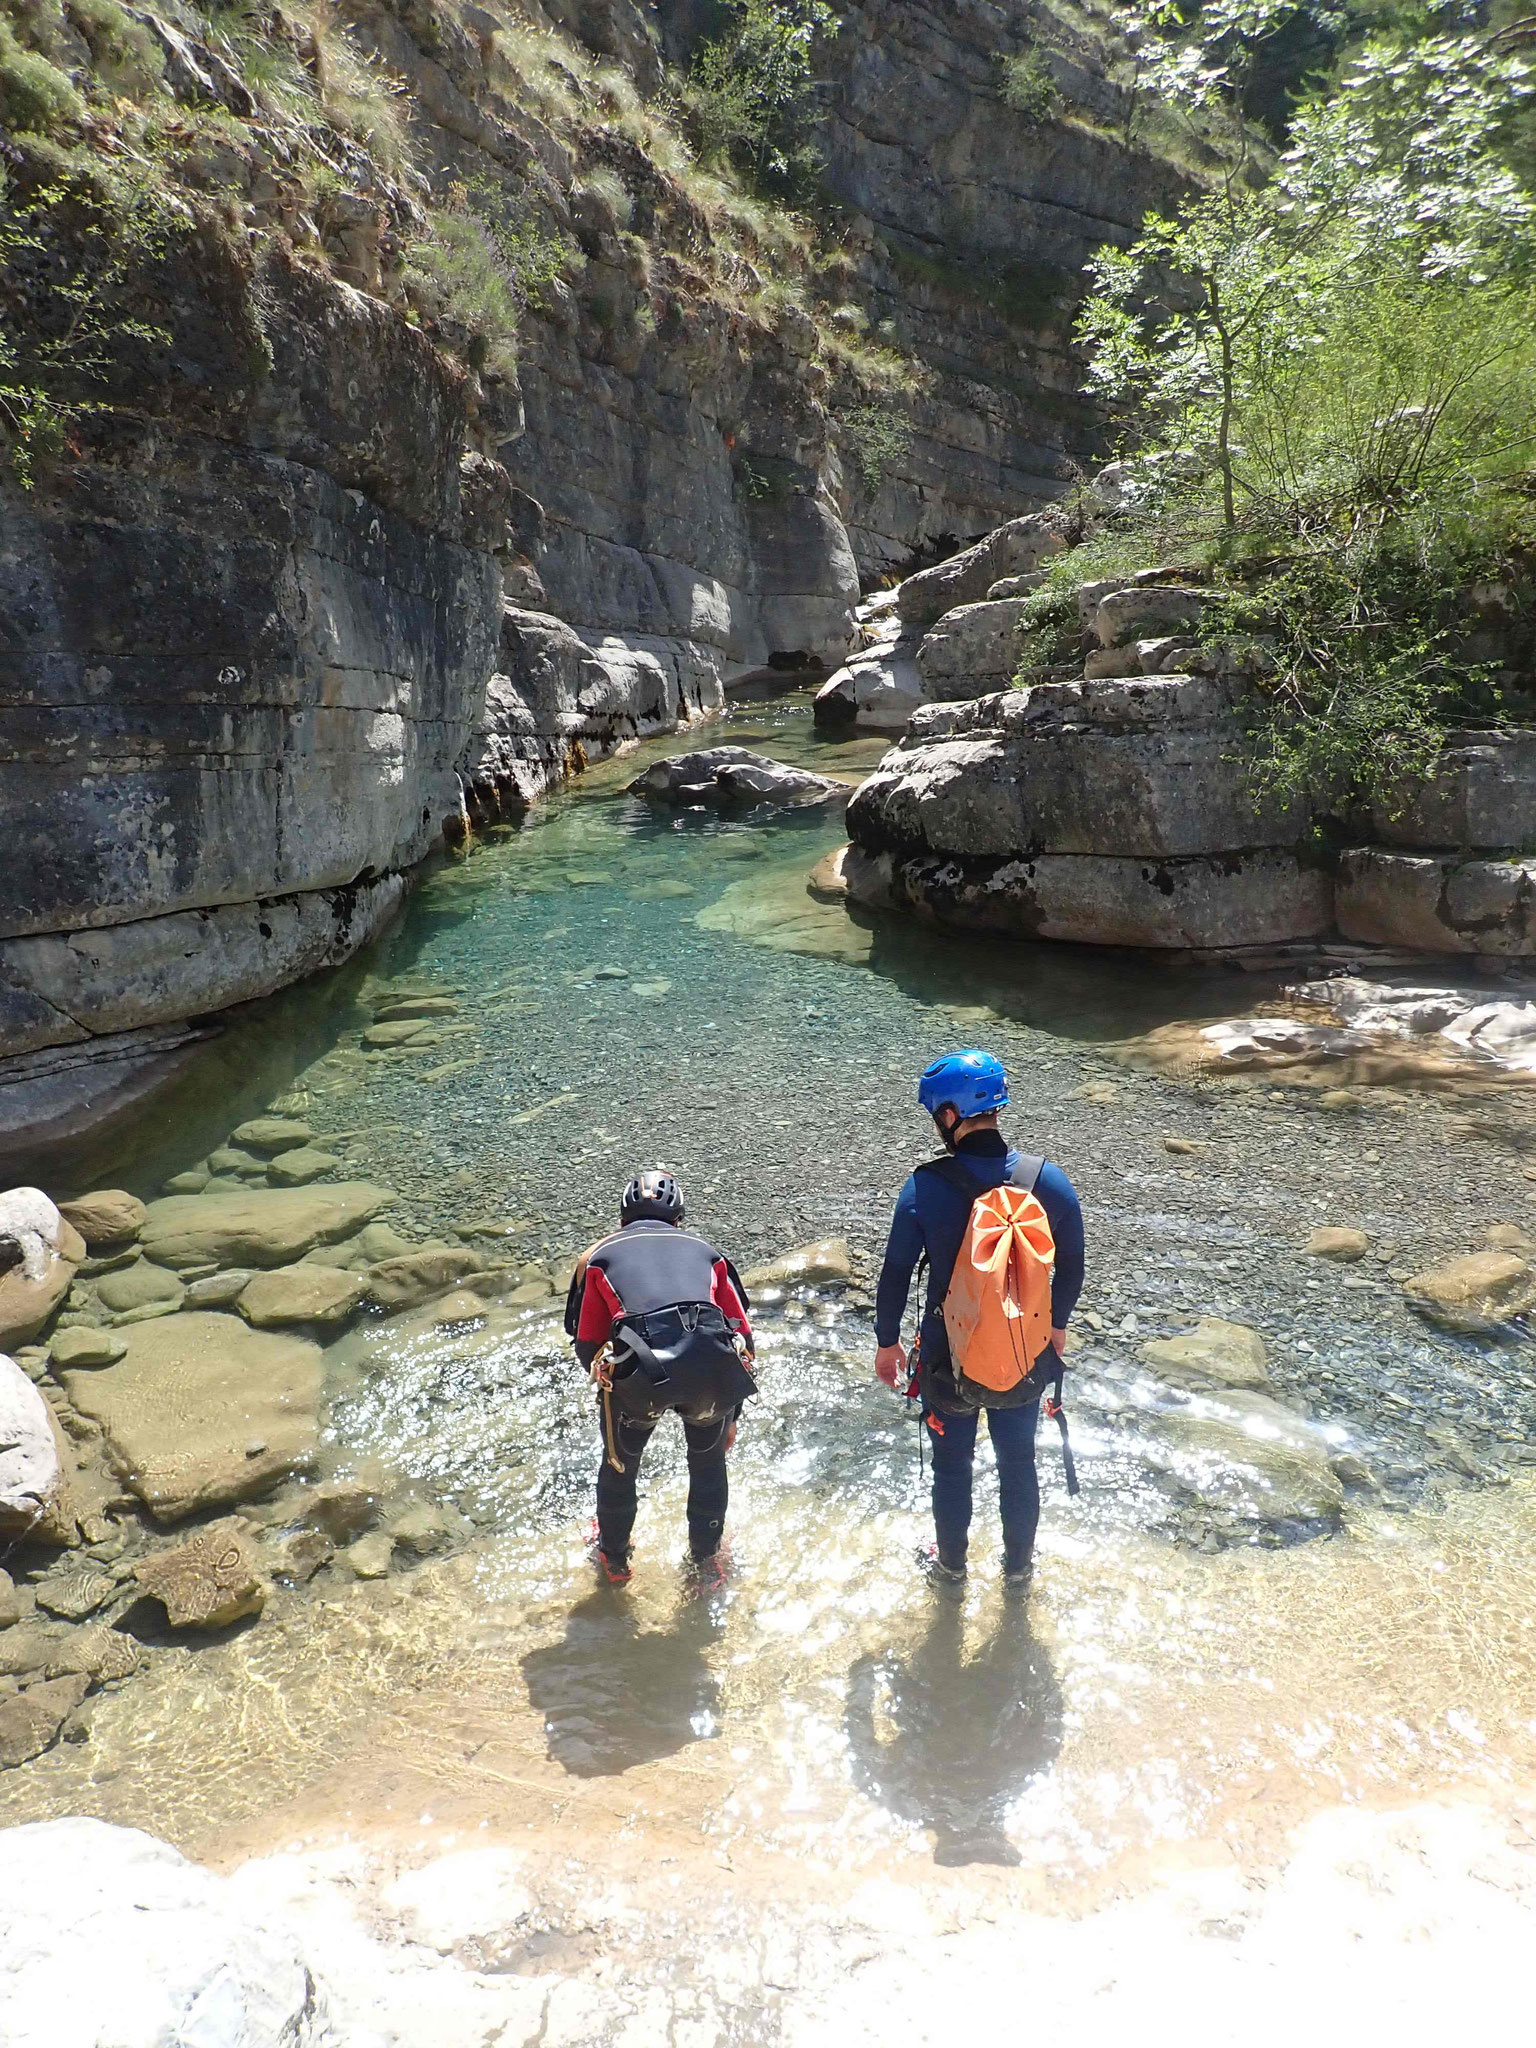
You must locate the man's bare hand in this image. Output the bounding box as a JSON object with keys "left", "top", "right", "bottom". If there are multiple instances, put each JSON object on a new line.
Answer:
{"left": 874, "top": 1342, "right": 907, "bottom": 1390}
{"left": 1050, "top": 1326, "right": 1068, "bottom": 1358}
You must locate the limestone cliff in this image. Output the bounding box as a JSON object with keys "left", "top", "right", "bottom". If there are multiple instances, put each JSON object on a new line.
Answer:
{"left": 0, "top": 0, "right": 1183, "bottom": 1133}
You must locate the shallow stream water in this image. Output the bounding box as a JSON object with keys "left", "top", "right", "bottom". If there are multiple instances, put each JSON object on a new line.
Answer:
{"left": 6, "top": 690, "right": 1536, "bottom": 1910}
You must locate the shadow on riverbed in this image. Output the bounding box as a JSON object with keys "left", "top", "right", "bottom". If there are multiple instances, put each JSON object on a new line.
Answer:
{"left": 845, "top": 1594, "right": 1063, "bottom": 1865}
{"left": 520, "top": 1587, "right": 723, "bottom": 1777}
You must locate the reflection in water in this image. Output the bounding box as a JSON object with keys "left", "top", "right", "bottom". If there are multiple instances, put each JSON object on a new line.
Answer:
{"left": 521, "top": 1584, "right": 723, "bottom": 1777}
{"left": 846, "top": 1591, "right": 1063, "bottom": 1866}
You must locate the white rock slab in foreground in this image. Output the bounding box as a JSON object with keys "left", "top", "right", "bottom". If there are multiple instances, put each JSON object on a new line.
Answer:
{"left": 0, "top": 1818, "right": 320, "bottom": 2048}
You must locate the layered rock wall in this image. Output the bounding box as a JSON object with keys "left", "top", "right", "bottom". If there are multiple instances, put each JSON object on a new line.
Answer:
{"left": 844, "top": 551, "right": 1536, "bottom": 954}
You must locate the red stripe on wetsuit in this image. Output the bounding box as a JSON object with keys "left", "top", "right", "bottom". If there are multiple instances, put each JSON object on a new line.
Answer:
{"left": 576, "top": 1259, "right": 752, "bottom": 1349}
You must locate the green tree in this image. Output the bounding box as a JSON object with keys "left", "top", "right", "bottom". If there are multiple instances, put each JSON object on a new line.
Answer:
{"left": 687, "top": 0, "right": 839, "bottom": 201}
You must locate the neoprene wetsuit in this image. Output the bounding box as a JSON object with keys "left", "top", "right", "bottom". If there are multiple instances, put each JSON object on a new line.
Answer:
{"left": 566, "top": 1218, "right": 753, "bottom": 1563}
{"left": 874, "top": 1129, "right": 1086, "bottom": 1569}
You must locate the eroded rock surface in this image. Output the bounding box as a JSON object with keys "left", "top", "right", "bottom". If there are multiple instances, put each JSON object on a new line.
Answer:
{"left": 62, "top": 1313, "right": 323, "bottom": 1522}
{"left": 135, "top": 1520, "right": 269, "bottom": 1628}
{"left": 630, "top": 748, "right": 844, "bottom": 811}
{"left": 139, "top": 1185, "right": 391, "bottom": 1272}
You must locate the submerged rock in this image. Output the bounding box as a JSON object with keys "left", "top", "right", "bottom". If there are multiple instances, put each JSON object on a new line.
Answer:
{"left": 743, "top": 1239, "right": 853, "bottom": 1288}
{"left": 630, "top": 747, "right": 843, "bottom": 810}
{"left": 135, "top": 1520, "right": 268, "bottom": 1628}
{"left": 0, "top": 1675, "right": 90, "bottom": 1769}
{"left": 62, "top": 1313, "right": 323, "bottom": 1523}
{"left": 56, "top": 1190, "right": 146, "bottom": 1249}
{"left": 48, "top": 1327, "right": 127, "bottom": 1369}
{"left": 265, "top": 1147, "right": 343, "bottom": 1188}
{"left": 302, "top": 1479, "right": 381, "bottom": 1542}
{"left": 367, "top": 1248, "right": 486, "bottom": 1311}
{"left": 138, "top": 1184, "right": 391, "bottom": 1272}
{"left": 230, "top": 1118, "right": 312, "bottom": 1153}
{"left": 95, "top": 1261, "right": 185, "bottom": 1317}
{"left": 1135, "top": 1392, "right": 1345, "bottom": 1532}
{"left": 1403, "top": 1252, "right": 1536, "bottom": 1334}
{"left": 238, "top": 1266, "right": 367, "bottom": 1328}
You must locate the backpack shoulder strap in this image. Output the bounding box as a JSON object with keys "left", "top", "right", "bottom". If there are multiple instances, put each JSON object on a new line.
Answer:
{"left": 916, "top": 1153, "right": 978, "bottom": 1196}
{"left": 1010, "top": 1154, "right": 1045, "bottom": 1194}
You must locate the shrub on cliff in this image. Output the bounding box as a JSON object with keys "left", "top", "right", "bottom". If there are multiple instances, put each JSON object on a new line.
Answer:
{"left": 685, "top": 0, "right": 838, "bottom": 203}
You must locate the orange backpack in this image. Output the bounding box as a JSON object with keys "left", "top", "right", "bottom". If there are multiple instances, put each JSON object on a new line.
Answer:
{"left": 928, "top": 1155, "right": 1057, "bottom": 1402}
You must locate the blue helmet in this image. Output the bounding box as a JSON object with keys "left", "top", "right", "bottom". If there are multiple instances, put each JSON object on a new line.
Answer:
{"left": 918, "top": 1050, "right": 1008, "bottom": 1121}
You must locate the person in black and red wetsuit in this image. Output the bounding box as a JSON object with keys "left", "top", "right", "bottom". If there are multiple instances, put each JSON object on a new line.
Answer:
{"left": 564, "top": 1169, "right": 755, "bottom": 1584}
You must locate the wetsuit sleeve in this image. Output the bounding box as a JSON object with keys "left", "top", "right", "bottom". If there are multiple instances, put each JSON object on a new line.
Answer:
{"left": 712, "top": 1258, "right": 753, "bottom": 1344}
{"left": 874, "top": 1174, "right": 924, "bottom": 1346}
{"left": 1036, "top": 1161, "right": 1085, "bottom": 1326}
{"left": 574, "top": 1264, "right": 622, "bottom": 1359}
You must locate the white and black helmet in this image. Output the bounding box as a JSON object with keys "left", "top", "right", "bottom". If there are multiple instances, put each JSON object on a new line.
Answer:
{"left": 620, "top": 1169, "right": 685, "bottom": 1225}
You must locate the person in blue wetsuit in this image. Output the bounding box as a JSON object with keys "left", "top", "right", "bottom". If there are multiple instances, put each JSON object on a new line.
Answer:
{"left": 874, "top": 1050, "right": 1085, "bottom": 1585}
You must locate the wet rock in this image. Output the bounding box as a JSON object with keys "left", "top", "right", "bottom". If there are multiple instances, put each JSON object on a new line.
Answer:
{"left": 1486, "top": 1223, "right": 1534, "bottom": 1253}
{"left": 373, "top": 996, "right": 459, "bottom": 1021}
{"left": 96, "top": 1261, "right": 186, "bottom": 1317}
{"left": 1403, "top": 1252, "right": 1536, "bottom": 1333}
{"left": 134, "top": 1519, "right": 268, "bottom": 1628}
{"left": 162, "top": 1169, "right": 210, "bottom": 1195}
{"left": 267, "top": 1526, "right": 334, "bottom": 1583}
{"left": 353, "top": 1222, "right": 419, "bottom": 1263}
{"left": 1319, "top": 1088, "right": 1362, "bottom": 1111}
{"left": 1139, "top": 1318, "right": 1269, "bottom": 1391}
{"left": 57, "top": 1191, "right": 147, "bottom": 1249}
{"left": 238, "top": 1266, "right": 366, "bottom": 1329}
{"left": 1136, "top": 1395, "right": 1345, "bottom": 1530}
{"left": 0, "top": 1353, "right": 63, "bottom": 1536}
{"left": 387, "top": 1500, "right": 452, "bottom": 1556}
{"left": 0, "top": 1817, "right": 319, "bottom": 2034}
{"left": 49, "top": 1327, "right": 127, "bottom": 1369}
{"left": 1330, "top": 1452, "right": 1380, "bottom": 1490}
{"left": 34, "top": 1566, "right": 115, "bottom": 1621}
{"left": 0, "top": 1189, "right": 85, "bottom": 1351}
{"left": 431, "top": 1289, "right": 488, "bottom": 1327}
{"left": 62, "top": 1313, "right": 323, "bottom": 1523}
{"left": 364, "top": 1019, "right": 437, "bottom": 1048}
{"left": 367, "top": 1248, "right": 486, "bottom": 1311}
{"left": 138, "top": 1184, "right": 391, "bottom": 1271}
{"left": 265, "top": 1147, "right": 342, "bottom": 1188}
{"left": 230, "top": 1118, "right": 312, "bottom": 1153}
{"left": 346, "top": 1530, "right": 395, "bottom": 1578}
{"left": 1307, "top": 1228, "right": 1370, "bottom": 1262}
{"left": 0, "top": 1569, "right": 19, "bottom": 1628}
{"left": 0, "top": 1674, "right": 90, "bottom": 1768}
{"left": 207, "top": 1145, "right": 268, "bottom": 1178}
{"left": 302, "top": 1479, "right": 381, "bottom": 1542}
{"left": 1427, "top": 1426, "right": 1482, "bottom": 1479}
{"left": 0, "top": 1626, "right": 51, "bottom": 1676}
{"left": 630, "top": 748, "right": 843, "bottom": 810}
{"left": 44, "top": 1624, "right": 141, "bottom": 1682}
{"left": 182, "top": 1268, "right": 257, "bottom": 1309}
{"left": 742, "top": 1239, "right": 853, "bottom": 1288}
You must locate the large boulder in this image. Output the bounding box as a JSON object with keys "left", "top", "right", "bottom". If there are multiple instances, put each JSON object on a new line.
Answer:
{"left": 915, "top": 599, "right": 1035, "bottom": 697}
{"left": 896, "top": 512, "right": 1068, "bottom": 627}
{"left": 0, "top": 1354, "right": 62, "bottom": 1536}
{"left": 0, "top": 1819, "right": 320, "bottom": 2043}
{"left": 813, "top": 642, "right": 925, "bottom": 731}
{"left": 629, "top": 747, "right": 843, "bottom": 810}
{"left": 1368, "top": 730, "right": 1536, "bottom": 851}
{"left": 0, "top": 1189, "right": 85, "bottom": 1350}
{"left": 138, "top": 1184, "right": 391, "bottom": 1271}
{"left": 61, "top": 1313, "right": 323, "bottom": 1522}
